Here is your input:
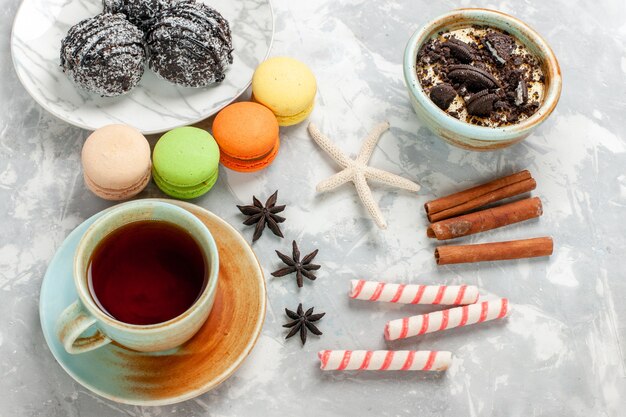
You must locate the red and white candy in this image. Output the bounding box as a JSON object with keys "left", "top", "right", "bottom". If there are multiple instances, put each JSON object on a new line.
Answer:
{"left": 385, "top": 298, "right": 510, "bottom": 341}
{"left": 318, "top": 350, "right": 452, "bottom": 371}
{"left": 349, "top": 279, "right": 479, "bottom": 305}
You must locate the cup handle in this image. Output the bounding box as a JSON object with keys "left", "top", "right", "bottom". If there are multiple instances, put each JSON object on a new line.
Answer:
{"left": 57, "top": 300, "right": 112, "bottom": 354}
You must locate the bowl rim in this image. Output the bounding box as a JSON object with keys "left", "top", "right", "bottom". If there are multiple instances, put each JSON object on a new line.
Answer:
{"left": 403, "top": 7, "right": 562, "bottom": 142}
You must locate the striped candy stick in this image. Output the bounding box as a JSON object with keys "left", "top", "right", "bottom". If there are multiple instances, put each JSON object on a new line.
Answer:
{"left": 318, "top": 350, "right": 452, "bottom": 371}
{"left": 349, "top": 280, "right": 479, "bottom": 305}
{"left": 385, "top": 298, "right": 510, "bottom": 341}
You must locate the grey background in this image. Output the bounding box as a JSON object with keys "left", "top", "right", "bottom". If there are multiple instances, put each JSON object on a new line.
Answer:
{"left": 1, "top": 0, "right": 625, "bottom": 416}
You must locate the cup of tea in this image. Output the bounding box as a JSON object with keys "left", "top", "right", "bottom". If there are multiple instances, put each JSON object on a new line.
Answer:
{"left": 56, "top": 200, "right": 219, "bottom": 354}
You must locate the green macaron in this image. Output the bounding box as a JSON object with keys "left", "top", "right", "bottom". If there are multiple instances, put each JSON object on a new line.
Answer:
{"left": 152, "top": 127, "right": 220, "bottom": 199}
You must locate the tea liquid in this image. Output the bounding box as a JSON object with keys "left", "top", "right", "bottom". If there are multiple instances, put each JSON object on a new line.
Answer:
{"left": 88, "top": 220, "right": 206, "bottom": 325}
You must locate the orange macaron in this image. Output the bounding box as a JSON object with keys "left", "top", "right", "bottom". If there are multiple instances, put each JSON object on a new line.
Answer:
{"left": 212, "top": 102, "right": 280, "bottom": 172}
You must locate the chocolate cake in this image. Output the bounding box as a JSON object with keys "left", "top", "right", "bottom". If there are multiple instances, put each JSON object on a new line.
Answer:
{"left": 416, "top": 26, "right": 545, "bottom": 127}
{"left": 60, "top": 13, "right": 146, "bottom": 97}
{"left": 146, "top": 1, "right": 233, "bottom": 87}
{"left": 103, "top": 0, "right": 173, "bottom": 32}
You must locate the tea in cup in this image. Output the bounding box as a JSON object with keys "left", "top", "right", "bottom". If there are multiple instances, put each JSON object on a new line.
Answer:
{"left": 56, "top": 200, "right": 219, "bottom": 354}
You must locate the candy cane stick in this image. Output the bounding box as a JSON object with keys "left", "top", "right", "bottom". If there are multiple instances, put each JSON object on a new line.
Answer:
{"left": 385, "top": 298, "right": 510, "bottom": 341}
{"left": 318, "top": 350, "right": 452, "bottom": 371}
{"left": 349, "top": 280, "right": 478, "bottom": 305}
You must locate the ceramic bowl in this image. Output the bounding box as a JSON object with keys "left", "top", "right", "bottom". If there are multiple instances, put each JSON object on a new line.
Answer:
{"left": 403, "top": 8, "right": 562, "bottom": 151}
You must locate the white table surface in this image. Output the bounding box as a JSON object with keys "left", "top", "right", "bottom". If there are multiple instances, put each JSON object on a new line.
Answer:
{"left": 1, "top": 0, "right": 625, "bottom": 415}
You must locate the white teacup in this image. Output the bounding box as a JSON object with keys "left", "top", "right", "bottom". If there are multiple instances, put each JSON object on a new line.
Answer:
{"left": 56, "top": 200, "right": 219, "bottom": 354}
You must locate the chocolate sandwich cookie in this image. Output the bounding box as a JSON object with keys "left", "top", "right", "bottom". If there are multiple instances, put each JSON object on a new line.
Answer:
{"left": 466, "top": 90, "right": 498, "bottom": 116}
{"left": 444, "top": 38, "right": 474, "bottom": 63}
{"left": 429, "top": 83, "right": 456, "bottom": 111}
{"left": 483, "top": 32, "right": 515, "bottom": 66}
{"left": 446, "top": 64, "right": 500, "bottom": 92}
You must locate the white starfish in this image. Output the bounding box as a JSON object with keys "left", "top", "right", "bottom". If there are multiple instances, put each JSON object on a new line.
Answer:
{"left": 308, "top": 121, "right": 420, "bottom": 229}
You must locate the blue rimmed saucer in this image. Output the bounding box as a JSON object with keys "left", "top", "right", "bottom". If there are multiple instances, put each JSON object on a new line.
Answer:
{"left": 40, "top": 200, "right": 266, "bottom": 405}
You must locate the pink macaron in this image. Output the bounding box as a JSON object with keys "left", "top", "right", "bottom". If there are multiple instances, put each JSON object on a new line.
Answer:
{"left": 81, "top": 124, "right": 151, "bottom": 200}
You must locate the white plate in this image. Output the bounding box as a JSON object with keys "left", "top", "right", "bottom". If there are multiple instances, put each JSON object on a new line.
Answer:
{"left": 10, "top": 0, "right": 274, "bottom": 134}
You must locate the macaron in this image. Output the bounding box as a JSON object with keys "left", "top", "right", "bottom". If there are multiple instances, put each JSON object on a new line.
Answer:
{"left": 212, "top": 102, "right": 280, "bottom": 172}
{"left": 81, "top": 124, "right": 151, "bottom": 200}
{"left": 152, "top": 127, "right": 220, "bottom": 199}
{"left": 251, "top": 57, "right": 317, "bottom": 126}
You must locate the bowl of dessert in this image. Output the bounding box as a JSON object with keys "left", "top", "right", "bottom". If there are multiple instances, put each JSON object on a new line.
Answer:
{"left": 404, "top": 8, "right": 561, "bottom": 151}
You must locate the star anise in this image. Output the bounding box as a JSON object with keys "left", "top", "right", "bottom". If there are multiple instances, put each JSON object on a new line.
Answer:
{"left": 271, "top": 240, "right": 320, "bottom": 287}
{"left": 283, "top": 303, "right": 325, "bottom": 345}
{"left": 237, "top": 190, "right": 286, "bottom": 242}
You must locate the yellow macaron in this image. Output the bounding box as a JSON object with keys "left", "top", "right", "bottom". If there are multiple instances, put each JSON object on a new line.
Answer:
{"left": 252, "top": 57, "right": 317, "bottom": 126}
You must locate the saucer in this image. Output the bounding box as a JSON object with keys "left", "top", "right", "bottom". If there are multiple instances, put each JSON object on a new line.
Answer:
{"left": 11, "top": 0, "right": 274, "bottom": 134}
{"left": 39, "top": 200, "right": 266, "bottom": 406}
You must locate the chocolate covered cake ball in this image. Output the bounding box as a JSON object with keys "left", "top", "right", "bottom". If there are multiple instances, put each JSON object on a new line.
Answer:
{"left": 103, "top": 0, "right": 172, "bottom": 32}
{"left": 146, "top": 1, "right": 233, "bottom": 87}
{"left": 60, "top": 13, "right": 146, "bottom": 97}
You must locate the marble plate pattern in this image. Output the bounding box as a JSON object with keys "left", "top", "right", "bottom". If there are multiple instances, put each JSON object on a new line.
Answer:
{"left": 11, "top": 0, "right": 274, "bottom": 134}
{"left": 39, "top": 200, "right": 267, "bottom": 406}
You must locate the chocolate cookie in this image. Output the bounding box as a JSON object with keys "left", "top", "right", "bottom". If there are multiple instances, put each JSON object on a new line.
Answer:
{"left": 447, "top": 64, "right": 500, "bottom": 92}
{"left": 60, "top": 13, "right": 146, "bottom": 97}
{"left": 466, "top": 90, "right": 498, "bottom": 116}
{"left": 103, "top": 0, "right": 174, "bottom": 32}
{"left": 146, "top": 1, "right": 233, "bottom": 87}
{"left": 430, "top": 83, "right": 456, "bottom": 110}
{"left": 444, "top": 38, "right": 473, "bottom": 63}
{"left": 514, "top": 79, "right": 528, "bottom": 106}
{"left": 483, "top": 32, "right": 515, "bottom": 65}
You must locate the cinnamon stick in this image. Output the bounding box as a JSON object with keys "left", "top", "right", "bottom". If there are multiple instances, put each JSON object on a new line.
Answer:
{"left": 435, "top": 237, "right": 554, "bottom": 265}
{"left": 425, "top": 170, "right": 535, "bottom": 222}
{"left": 428, "top": 178, "right": 536, "bottom": 222}
{"left": 427, "top": 197, "right": 543, "bottom": 240}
